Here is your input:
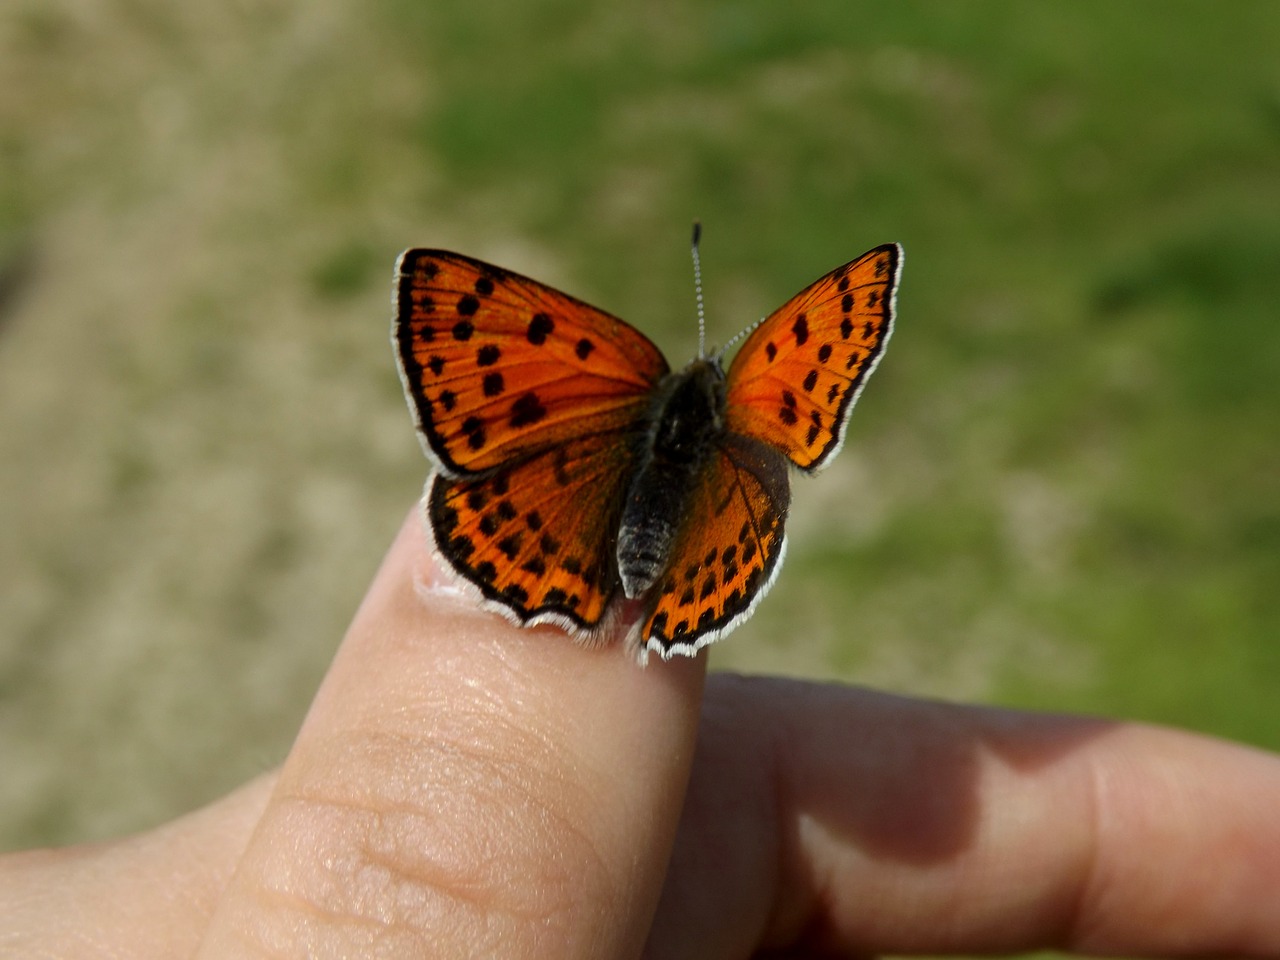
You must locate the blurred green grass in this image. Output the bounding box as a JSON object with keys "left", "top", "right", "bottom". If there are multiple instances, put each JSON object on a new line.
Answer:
{"left": 378, "top": 0, "right": 1280, "bottom": 740}
{"left": 1, "top": 4, "right": 1277, "bottom": 953}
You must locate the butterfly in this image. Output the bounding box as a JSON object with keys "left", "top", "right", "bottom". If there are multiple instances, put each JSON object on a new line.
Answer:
{"left": 393, "top": 235, "right": 901, "bottom": 662}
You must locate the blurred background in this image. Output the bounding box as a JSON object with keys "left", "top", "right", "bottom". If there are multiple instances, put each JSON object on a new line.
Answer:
{"left": 1, "top": 1, "right": 1277, "bottom": 950}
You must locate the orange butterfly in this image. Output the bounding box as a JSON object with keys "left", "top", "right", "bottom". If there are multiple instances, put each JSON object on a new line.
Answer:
{"left": 393, "top": 236, "right": 901, "bottom": 662}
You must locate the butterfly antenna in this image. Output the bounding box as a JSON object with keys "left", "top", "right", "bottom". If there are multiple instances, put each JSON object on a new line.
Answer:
{"left": 691, "top": 221, "right": 707, "bottom": 358}
{"left": 717, "top": 314, "right": 766, "bottom": 361}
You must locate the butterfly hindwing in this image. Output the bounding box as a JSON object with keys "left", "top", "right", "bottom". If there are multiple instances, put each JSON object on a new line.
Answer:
{"left": 428, "top": 430, "right": 640, "bottom": 633}
{"left": 395, "top": 249, "right": 670, "bottom": 476}
{"left": 724, "top": 243, "right": 901, "bottom": 473}
{"left": 639, "top": 434, "right": 790, "bottom": 656}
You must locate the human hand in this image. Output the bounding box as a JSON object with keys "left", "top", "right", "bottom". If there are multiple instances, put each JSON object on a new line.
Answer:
{"left": 4, "top": 511, "right": 1279, "bottom": 958}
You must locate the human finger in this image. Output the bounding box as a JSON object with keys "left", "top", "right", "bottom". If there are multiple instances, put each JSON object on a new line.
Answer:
{"left": 648, "top": 674, "right": 1280, "bottom": 958}
{"left": 197, "top": 510, "right": 706, "bottom": 959}
{"left": 0, "top": 772, "right": 277, "bottom": 959}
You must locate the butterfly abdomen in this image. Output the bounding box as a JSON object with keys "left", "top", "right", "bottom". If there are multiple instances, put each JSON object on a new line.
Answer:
{"left": 617, "top": 359, "right": 726, "bottom": 600}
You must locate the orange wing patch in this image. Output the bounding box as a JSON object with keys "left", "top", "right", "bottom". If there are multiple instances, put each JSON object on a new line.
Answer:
{"left": 724, "top": 243, "right": 900, "bottom": 473}
{"left": 640, "top": 435, "right": 790, "bottom": 656}
{"left": 428, "top": 431, "right": 639, "bottom": 633}
{"left": 395, "top": 249, "right": 669, "bottom": 476}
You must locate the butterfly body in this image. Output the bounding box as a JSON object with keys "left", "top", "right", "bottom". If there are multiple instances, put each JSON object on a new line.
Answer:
{"left": 617, "top": 357, "right": 730, "bottom": 599}
{"left": 394, "top": 242, "right": 900, "bottom": 661}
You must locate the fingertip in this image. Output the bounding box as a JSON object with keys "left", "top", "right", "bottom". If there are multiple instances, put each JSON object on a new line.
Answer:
{"left": 375, "top": 505, "right": 707, "bottom": 701}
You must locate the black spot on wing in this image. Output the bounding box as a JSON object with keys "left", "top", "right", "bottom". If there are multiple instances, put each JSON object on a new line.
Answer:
{"left": 527, "top": 312, "right": 554, "bottom": 345}
{"left": 510, "top": 392, "right": 548, "bottom": 428}
{"left": 792, "top": 314, "right": 809, "bottom": 346}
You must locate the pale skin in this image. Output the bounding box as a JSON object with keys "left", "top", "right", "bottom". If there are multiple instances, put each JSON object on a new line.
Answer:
{"left": 3, "top": 512, "right": 1280, "bottom": 958}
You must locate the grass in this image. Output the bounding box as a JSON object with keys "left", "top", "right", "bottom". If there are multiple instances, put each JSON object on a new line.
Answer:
{"left": 2, "top": 3, "right": 1278, "bottom": 953}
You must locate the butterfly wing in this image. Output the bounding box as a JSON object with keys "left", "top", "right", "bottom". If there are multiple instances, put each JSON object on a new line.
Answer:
{"left": 395, "top": 249, "right": 670, "bottom": 476}
{"left": 724, "top": 244, "right": 901, "bottom": 473}
{"left": 638, "top": 434, "right": 790, "bottom": 658}
{"left": 427, "top": 430, "right": 638, "bottom": 634}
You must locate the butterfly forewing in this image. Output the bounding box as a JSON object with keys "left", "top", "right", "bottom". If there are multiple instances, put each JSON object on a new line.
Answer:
{"left": 396, "top": 250, "right": 670, "bottom": 476}
{"left": 428, "top": 430, "right": 640, "bottom": 632}
{"left": 724, "top": 244, "right": 901, "bottom": 473}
